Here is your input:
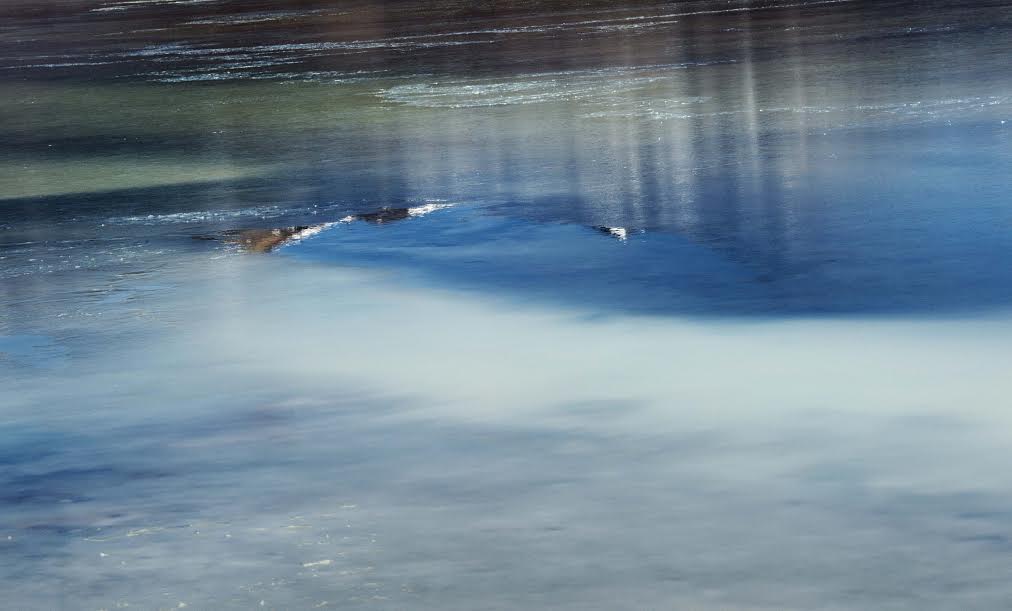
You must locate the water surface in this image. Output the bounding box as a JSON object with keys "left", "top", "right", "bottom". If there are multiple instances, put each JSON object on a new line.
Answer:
{"left": 2, "top": 1, "right": 1012, "bottom": 609}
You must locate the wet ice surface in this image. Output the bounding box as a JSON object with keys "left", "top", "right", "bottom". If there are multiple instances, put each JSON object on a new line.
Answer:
{"left": 3, "top": 0, "right": 1012, "bottom": 609}
{"left": 6, "top": 255, "right": 1012, "bottom": 610}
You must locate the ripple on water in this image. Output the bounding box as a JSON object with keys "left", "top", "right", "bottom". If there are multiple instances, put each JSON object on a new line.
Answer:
{"left": 378, "top": 67, "right": 687, "bottom": 108}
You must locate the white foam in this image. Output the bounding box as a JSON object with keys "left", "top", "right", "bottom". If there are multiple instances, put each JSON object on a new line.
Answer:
{"left": 605, "top": 227, "right": 628, "bottom": 241}
{"left": 274, "top": 223, "right": 339, "bottom": 249}
{"left": 113, "top": 206, "right": 288, "bottom": 225}
{"left": 407, "top": 202, "right": 455, "bottom": 217}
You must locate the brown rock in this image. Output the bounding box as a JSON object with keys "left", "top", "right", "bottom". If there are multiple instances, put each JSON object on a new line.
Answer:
{"left": 222, "top": 226, "right": 311, "bottom": 253}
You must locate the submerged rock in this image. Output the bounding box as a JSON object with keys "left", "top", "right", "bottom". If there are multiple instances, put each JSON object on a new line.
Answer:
{"left": 201, "top": 202, "right": 455, "bottom": 252}
{"left": 343, "top": 203, "right": 454, "bottom": 224}
{"left": 354, "top": 207, "right": 412, "bottom": 224}
{"left": 219, "top": 226, "right": 328, "bottom": 253}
